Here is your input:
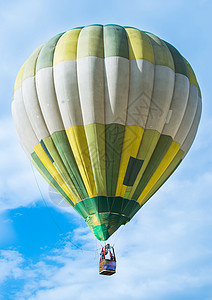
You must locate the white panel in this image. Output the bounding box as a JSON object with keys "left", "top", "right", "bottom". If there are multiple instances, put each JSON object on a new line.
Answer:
{"left": 22, "top": 77, "right": 49, "bottom": 141}
{"left": 165, "top": 110, "right": 173, "bottom": 124}
{"left": 162, "top": 73, "right": 190, "bottom": 138}
{"left": 181, "top": 96, "right": 202, "bottom": 155}
{"left": 12, "top": 88, "right": 39, "bottom": 157}
{"left": 77, "top": 56, "right": 104, "bottom": 125}
{"left": 54, "top": 60, "right": 83, "bottom": 128}
{"left": 36, "top": 67, "right": 64, "bottom": 134}
{"left": 174, "top": 84, "right": 199, "bottom": 145}
{"left": 104, "top": 56, "right": 129, "bottom": 125}
{"left": 145, "top": 65, "right": 175, "bottom": 132}
{"left": 126, "top": 59, "right": 154, "bottom": 127}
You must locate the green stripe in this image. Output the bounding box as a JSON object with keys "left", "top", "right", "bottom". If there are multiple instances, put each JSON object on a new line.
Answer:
{"left": 183, "top": 58, "right": 198, "bottom": 87}
{"left": 132, "top": 135, "right": 173, "bottom": 200}
{"left": 41, "top": 136, "right": 81, "bottom": 201}
{"left": 145, "top": 32, "right": 174, "bottom": 70}
{"left": 74, "top": 196, "right": 140, "bottom": 220}
{"left": 74, "top": 196, "right": 140, "bottom": 218}
{"left": 92, "top": 223, "right": 109, "bottom": 241}
{"left": 77, "top": 25, "right": 103, "bottom": 59}
{"left": 74, "top": 196, "right": 141, "bottom": 241}
{"left": 105, "top": 124, "right": 125, "bottom": 196}
{"left": 84, "top": 124, "right": 106, "bottom": 195}
{"left": 74, "top": 201, "right": 88, "bottom": 219}
{"left": 123, "top": 157, "right": 144, "bottom": 187}
{"left": 31, "top": 152, "right": 74, "bottom": 207}
{"left": 164, "top": 41, "right": 189, "bottom": 77}
{"left": 36, "top": 33, "right": 64, "bottom": 72}
{"left": 51, "top": 131, "right": 88, "bottom": 199}
{"left": 126, "top": 129, "right": 160, "bottom": 199}
{"left": 90, "top": 213, "right": 128, "bottom": 241}
{"left": 197, "top": 84, "right": 201, "bottom": 98}
{"left": 23, "top": 45, "right": 43, "bottom": 80}
{"left": 185, "top": 60, "right": 201, "bottom": 97}
{"left": 103, "top": 25, "right": 129, "bottom": 59}
{"left": 137, "top": 130, "right": 161, "bottom": 161}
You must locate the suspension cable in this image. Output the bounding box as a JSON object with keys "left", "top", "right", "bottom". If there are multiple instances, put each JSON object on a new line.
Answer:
{"left": 30, "top": 162, "right": 102, "bottom": 253}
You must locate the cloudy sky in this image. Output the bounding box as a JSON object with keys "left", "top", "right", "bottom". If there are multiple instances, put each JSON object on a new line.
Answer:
{"left": 0, "top": 0, "right": 212, "bottom": 299}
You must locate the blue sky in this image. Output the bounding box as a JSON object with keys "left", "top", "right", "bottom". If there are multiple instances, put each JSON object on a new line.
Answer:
{"left": 0, "top": 0, "right": 212, "bottom": 299}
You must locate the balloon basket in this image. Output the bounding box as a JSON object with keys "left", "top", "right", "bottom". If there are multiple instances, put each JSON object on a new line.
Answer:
{"left": 99, "top": 244, "right": 116, "bottom": 275}
{"left": 99, "top": 259, "right": 116, "bottom": 275}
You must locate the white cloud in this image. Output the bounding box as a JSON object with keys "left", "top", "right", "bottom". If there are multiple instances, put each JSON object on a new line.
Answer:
{"left": 0, "top": 116, "right": 48, "bottom": 212}
{"left": 0, "top": 250, "right": 24, "bottom": 283}
{"left": 1, "top": 166, "right": 212, "bottom": 300}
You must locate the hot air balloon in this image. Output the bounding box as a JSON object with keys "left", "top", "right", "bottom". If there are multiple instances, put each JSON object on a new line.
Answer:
{"left": 12, "top": 24, "right": 202, "bottom": 243}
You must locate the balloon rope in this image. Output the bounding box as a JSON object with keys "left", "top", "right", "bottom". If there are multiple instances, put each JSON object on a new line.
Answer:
{"left": 111, "top": 225, "right": 125, "bottom": 248}
{"left": 30, "top": 162, "right": 102, "bottom": 253}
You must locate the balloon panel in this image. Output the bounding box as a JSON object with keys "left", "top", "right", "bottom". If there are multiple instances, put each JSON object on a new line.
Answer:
{"left": 12, "top": 25, "right": 202, "bottom": 241}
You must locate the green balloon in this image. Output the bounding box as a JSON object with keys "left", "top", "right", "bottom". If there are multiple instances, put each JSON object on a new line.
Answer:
{"left": 12, "top": 25, "right": 202, "bottom": 241}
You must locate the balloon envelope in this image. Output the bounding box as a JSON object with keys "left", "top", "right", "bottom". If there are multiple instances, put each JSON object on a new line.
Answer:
{"left": 12, "top": 25, "right": 202, "bottom": 241}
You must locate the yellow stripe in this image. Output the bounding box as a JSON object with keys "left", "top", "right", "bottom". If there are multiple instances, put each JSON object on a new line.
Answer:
{"left": 128, "top": 130, "right": 160, "bottom": 199}
{"left": 14, "top": 62, "right": 27, "bottom": 91}
{"left": 184, "top": 58, "right": 198, "bottom": 87}
{"left": 31, "top": 160, "right": 72, "bottom": 207}
{"left": 66, "top": 126, "right": 97, "bottom": 197}
{"left": 33, "top": 143, "right": 76, "bottom": 204}
{"left": 115, "top": 126, "right": 144, "bottom": 197}
{"left": 125, "top": 28, "right": 154, "bottom": 63}
{"left": 42, "top": 137, "right": 81, "bottom": 202}
{"left": 53, "top": 28, "right": 82, "bottom": 65}
{"left": 137, "top": 141, "right": 181, "bottom": 204}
